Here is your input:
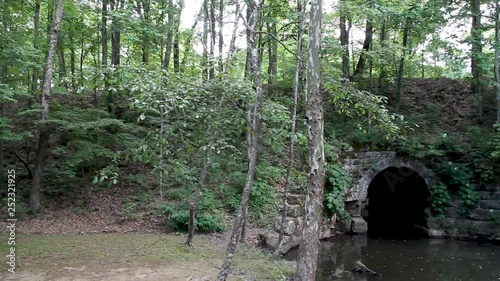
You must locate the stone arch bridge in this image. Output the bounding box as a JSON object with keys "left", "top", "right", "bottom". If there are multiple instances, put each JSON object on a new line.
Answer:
{"left": 341, "top": 151, "right": 436, "bottom": 237}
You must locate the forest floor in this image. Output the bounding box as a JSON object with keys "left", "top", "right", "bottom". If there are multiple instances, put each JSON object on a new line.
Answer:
{"left": 0, "top": 184, "right": 294, "bottom": 280}
{"left": 0, "top": 233, "right": 295, "bottom": 280}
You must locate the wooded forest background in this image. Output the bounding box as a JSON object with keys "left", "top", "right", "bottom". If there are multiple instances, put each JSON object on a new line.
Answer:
{"left": 1, "top": 0, "right": 500, "bottom": 279}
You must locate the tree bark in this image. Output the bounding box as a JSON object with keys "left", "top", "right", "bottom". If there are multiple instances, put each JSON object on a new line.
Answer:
{"left": 339, "top": 0, "right": 350, "bottom": 80}
{"left": 29, "top": 0, "right": 64, "bottom": 213}
{"left": 216, "top": 1, "right": 264, "bottom": 279}
{"left": 173, "top": 0, "right": 183, "bottom": 72}
{"left": 228, "top": 0, "right": 240, "bottom": 58}
{"left": 218, "top": 0, "right": 224, "bottom": 72}
{"left": 267, "top": 21, "right": 277, "bottom": 85}
{"left": 395, "top": 19, "right": 409, "bottom": 109}
{"left": 0, "top": 65, "right": 6, "bottom": 187}
{"left": 181, "top": 6, "right": 203, "bottom": 71}
{"left": 275, "top": 0, "right": 305, "bottom": 256}
{"left": 243, "top": 2, "right": 254, "bottom": 80}
{"left": 31, "top": 0, "right": 41, "bottom": 100}
{"left": 57, "top": 35, "right": 67, "bottom": 87}
{"left": 353, "top": 19, "right": 373, "bottom": 80}
{"left": 378, "top": 19, "right": 387, "bottom": 91}
{"left": 209, "top": 0, "right": 216, "bottom": 79}
{"left": 142, "top": 0, "right": 151, "bottom": 64}
{"left": 111, "top": 0, "right": 122, "bottom": 67}
{"left": 470, "top": 0, "right": 483, "bottom": 120}
{"left": 202, "top": 0, "right": 209, "bottom": 80}
{"left": 186, "top": 143, "right": 213, "bottom": 247}
{"left": 495, "top": 0, "right": 500, "bottom": 123}
{"left": 102, "top": 0, "right": 111, "bottom": 112}
{"left": 291, "top": 0, "right": 324, "bottom": 280}
{"left": 163, "top": 0, "right": 175, "bottom": 71}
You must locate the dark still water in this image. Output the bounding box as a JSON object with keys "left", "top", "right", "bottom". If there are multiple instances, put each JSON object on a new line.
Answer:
{"left": 285, "top": 235, "right": 500, "bottom": 281}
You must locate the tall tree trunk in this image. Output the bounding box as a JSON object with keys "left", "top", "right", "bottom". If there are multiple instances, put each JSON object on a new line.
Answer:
{"left": 69, "top": 33, "right": 76, "bottom": 88}
{"left": 216, "top": 1, "right": 264, "bottom": 280}
{"left": 202, "top": 0, "right": 209, "bottom": 79}
{"left": 31, "top": 0, "right": 41, "bottom": 101}
{"left": 209, "top": 0, "right": 216, "bottom": 79}
{"left": 495, "top": 0, "right": 500, "bottom": 123}
{"left": 181, "top": 6, "right": 203, "bottom": 71}
{"left": 163, "top": 0, "right": 175, "bottom": 71}
{"left": 57, "top": 35, "right": 67, "bottom": 87}
{"left": 395, "top": 19, "right": 409, "bottom": 109}
{"left": 470, "top": 0, "right": 483, "bottom": 120}
{"left": 29, "top": 0, "right": 64, "bottom": 213}
{"left": 228, "top": 0, "right": 240, "bottom": 58}
{"left": 378, "top": 19, "right": 387, "bottom": 91}
{"left": 243, "top": 2, "right": 254, "bottom": 80}
{"left": 173, "top": 0, "right": 183, "bottom": 72}
{"left": 353, "top": 19, "right": 373, "bottom": 80}
{"left": 0, "top": 65, "right": 6, "bottom": 186}
{"left": 142, "top": 0, "right": 150, "bottom": 64}
{"left": 218, "top": 0, "right": 224, "bottom": 72}
{"left": 267, "top": 21, "right": 277, "bottom": 86}
{"left": 186, "top": 144, "right": 213, "bottom": 247}
{"left": 275, "top": 0, "right": 305, "bottom": 256}
{"left": 111, "top": 0, "right": 122, "bottom": 67}
{"left": 102, "top": 0, "right": 110, "bottom": 112}
{"left": 339, "top": 0, "right": 350, "bottom": 80}
{"left": 292, "top": 0, "right": 324, "bottom": 280}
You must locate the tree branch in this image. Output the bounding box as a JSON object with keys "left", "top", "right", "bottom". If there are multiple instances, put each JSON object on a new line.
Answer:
{"left": 4, "top": 147, "right": 33, "bottom": 179}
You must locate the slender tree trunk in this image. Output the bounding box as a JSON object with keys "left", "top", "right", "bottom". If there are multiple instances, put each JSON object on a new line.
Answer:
{"left": 57, "top": 35, "right": 67, "bottom": 87}
{"left": 216, "top": 1, "right": 264, "bottom": 280}
{"left": 218, "top": 0, "right": 224, "bottom": 72}
{"left": 31, "top": 0, "right": 41, "bottom": 101}
{"left": 243, "top": 2, "right": 254, "bottom": 80}
{"left": 275, "top": 0, "right": 305, "bottom": 256}
{"left": 228, "top": 0, "right": 240, "bottom": 58}
{"left": 395, "top": 19, "right": 409, "bottom": 109}
{"left": 163, "top": 0, "right": 174, "bottom": 71}
{"left": 378, "top": 19, "right": 387, "bottom": 91}
{"left": 292, "top": 0, "right": 324, "bottom": 280}
{"left": 173, "top": 0, "right": 183, "bottom": 72}
{"left": 339, "top": 0, "right": 350, "bottom": 80}
{"left": 29, "top": 0, "right": 64, "bottom": 213}
{"left": 495, "top": 0, "right": 500, "bottom": 123}
{"left": 102, "top": 0, "right": 111, "bottom": 112}
{"left": 267, "top": 21, "right": 277, "bottom": 85}
{"left": 0, "top": 65, "right": 6, "bottom": 185}
{"left": 142, "top": 0, "right": 150, "bottom": 64}
{"left": 181, "top": 6, "right": 203, "bottom": 71}
{"left": 209, "top": 0, "right": 216, "bottom": 79}
{"left": 69, "top": 34, "right": 76, "bottom": 88}
{"left": 353, "top": 19, "right": 373, "bottom": 80}
{"left": 111, "top": 0, "right": 122, "bottom": 67}
{"left": 202, "top": 0, "right": 209, "bottom": 79}
{"left": 186, "top": 144, "right": 213, "bottom": 247}
{"left": 470, "top": 0, "right": 483, "bottom": 120}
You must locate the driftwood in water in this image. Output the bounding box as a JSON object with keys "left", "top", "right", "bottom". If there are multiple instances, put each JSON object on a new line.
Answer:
{"left": 351, "top": 260, "right": 379, "bottom": 276}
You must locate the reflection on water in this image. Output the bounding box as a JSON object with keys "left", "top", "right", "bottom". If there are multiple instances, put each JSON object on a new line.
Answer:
{"left": 285, "top": 235, "right": 500, "bottom": 281}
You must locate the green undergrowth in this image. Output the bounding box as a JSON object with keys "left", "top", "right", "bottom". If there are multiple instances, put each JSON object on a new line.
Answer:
{"left": 0, "top": 233, "right": 294, "bottom": 280}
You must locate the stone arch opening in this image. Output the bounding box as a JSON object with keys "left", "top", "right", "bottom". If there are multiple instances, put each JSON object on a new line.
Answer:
{"left": 362, "top": 166, "right": 430, "bottom": 239}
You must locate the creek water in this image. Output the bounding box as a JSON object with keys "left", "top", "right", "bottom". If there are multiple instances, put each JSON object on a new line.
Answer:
{"left": 285, "top": 235, "right": 500, "bottom": 281}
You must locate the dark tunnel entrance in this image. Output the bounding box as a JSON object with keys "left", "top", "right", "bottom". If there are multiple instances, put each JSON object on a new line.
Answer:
{"left": 363, "top": 166, "right": 430, "bottom": 239}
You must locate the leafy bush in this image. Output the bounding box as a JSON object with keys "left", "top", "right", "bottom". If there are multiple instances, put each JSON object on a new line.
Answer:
{"left": 323, "top": 162, "right": 351, "bottom": 221}
{"left": 159, "top": 188, "right": 224, "bottom": 233}
{"left": 430, "top": 182, "right": 451, "bottom": 217}
{"left": 437, "top": 162, "right": 478, "bottom": 215}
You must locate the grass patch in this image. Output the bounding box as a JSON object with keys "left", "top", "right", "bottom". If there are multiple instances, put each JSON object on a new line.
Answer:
{"left": 0, "top": 233, "right": 294, "bottom": 280}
